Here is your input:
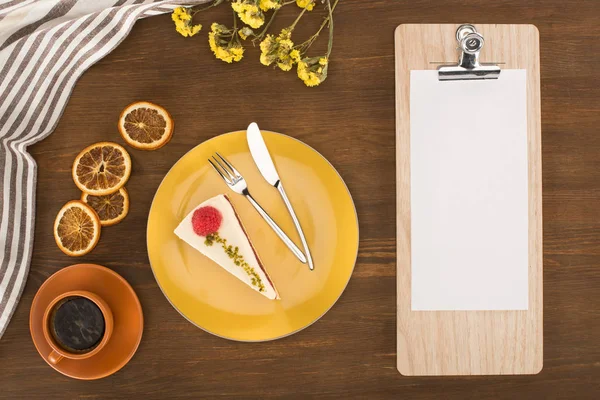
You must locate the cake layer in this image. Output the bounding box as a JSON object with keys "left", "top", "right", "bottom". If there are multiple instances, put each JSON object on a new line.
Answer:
{"left": 174, "top": 194, "right": 279, "bottom": 300}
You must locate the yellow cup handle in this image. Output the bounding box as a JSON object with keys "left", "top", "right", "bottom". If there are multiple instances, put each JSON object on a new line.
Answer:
{"left": 48, "top": 350, "right": 63, "bottom": 364}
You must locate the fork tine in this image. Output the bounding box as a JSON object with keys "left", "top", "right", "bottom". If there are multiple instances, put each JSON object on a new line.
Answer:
{"left": 215, "top": 152, "right": 241, "bottom": 178}
{"left": 209, "top": 158, "right": 232, "bottom": 184}
{"left": 211, "top": 155, "right": 236, "bottom": 181}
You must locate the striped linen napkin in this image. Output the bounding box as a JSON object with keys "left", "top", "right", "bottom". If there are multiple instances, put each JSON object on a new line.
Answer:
{"left": 0, "top": 0, "right": 209, "bottom": 339}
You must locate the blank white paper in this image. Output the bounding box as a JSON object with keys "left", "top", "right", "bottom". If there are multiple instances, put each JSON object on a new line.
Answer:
{"left": 410, "top": 70, "right": 529, "bottom": 311}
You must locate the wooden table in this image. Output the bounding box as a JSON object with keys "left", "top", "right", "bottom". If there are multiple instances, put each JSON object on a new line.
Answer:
{"left": 1, "top": 1, "right": 599, "bottom": 398}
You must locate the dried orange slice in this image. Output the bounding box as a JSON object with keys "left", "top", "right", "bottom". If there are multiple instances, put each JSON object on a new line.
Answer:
{"left": 118, "top": 101, "right": 174, "bottom": 150}
{"left": 81, "top": 187, "right": 130, "bottom": 227}
{"left": 72, "top": 142, "right": 132, "bottom": 196}
{"left": 54, "top": 200, "right": 101, "bottom": 257}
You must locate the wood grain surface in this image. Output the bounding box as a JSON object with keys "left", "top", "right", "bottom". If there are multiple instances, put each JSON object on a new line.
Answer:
{"left": 0, "top": 0, "right": 599, "bottom": 398}
{"left": 395, "top": 24, "right": 542, "bottom": 376}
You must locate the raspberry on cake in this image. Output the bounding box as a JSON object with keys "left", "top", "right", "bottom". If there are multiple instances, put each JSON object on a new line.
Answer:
{"left": 174, "top": 194, "right": 279, "bottom": 300}
{"left": 192, "top": 206, "right": 222, "bottom": 236}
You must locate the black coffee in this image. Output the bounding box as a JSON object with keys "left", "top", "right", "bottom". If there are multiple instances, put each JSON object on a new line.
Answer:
{"left": 50, "top": 296, "right": 105, "bottom": 353}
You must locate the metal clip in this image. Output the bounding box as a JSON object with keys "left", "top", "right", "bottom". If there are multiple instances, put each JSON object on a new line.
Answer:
{"left": 438, "top": 24, "right": 501, "bottom": 81}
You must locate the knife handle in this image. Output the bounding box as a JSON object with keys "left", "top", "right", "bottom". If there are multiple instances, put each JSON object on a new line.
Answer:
{"left": 244, "top": 192, "right": 307, "bottom": 264}
{"left": 277, "top": 183, "right": 314, "bottom": 271}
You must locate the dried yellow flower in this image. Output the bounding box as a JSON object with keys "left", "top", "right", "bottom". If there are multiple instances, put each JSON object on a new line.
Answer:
{"left": 231, "top": 0, "right": 265, "bottom": 29}
{"left": 208, "top": 23, "right": 244, "bottom": 63}
{"left": 259, "top": 28, "right": 300, "bottom": 71}
{"left": 290, "top": 49, "right": 301, "bottom": 62}
{"left": 259, "top": 35, "right": 277, "bottom": 66}
{"left": 171, "top": 7, "right": 202, "bottom": 37}
{"left": 296, "top": 0, "right": 315, "bottom": 11}
{"left": 277, "top": 59, "right": 294, "bottom": 71}
{"left": 259, "top": 0, "right": 282, "bottom": 11}
{"left": 239, "top": 26, "right": 254, "bottom": 40}
{"left": 170, "top": 0, "right": 337, "bottom": 88}
{"left": 297, "top": 56, "right": 328, "bottom": 87}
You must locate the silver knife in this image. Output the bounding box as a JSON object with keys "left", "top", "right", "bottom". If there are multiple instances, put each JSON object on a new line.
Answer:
{"left": 247, "top": 122, "right": 315, "bottom": 271}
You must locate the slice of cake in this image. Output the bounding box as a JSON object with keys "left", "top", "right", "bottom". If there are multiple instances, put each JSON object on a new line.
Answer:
{"left": 174, "top": 194, "right": 279, "bottom": 300}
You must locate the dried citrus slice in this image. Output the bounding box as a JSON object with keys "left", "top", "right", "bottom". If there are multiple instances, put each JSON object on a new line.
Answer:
{"left": 118, "top": 101, "right": 174, "bottom": 150}
{"left": 72, "top": 142, "right": 132, "bottom": 196}
{"left": 54, "top": 200, "right": 101, "bottom": 256}
{"left": 81, "top": 187, "right": 130, "bottom": 227}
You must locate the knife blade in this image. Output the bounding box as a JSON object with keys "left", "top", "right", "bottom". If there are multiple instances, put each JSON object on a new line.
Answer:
{"left": 247, "top": 122, "right": 280, "bottom": 186}
{"left": 246, "top": 122, "right": 315, "bottom": 270}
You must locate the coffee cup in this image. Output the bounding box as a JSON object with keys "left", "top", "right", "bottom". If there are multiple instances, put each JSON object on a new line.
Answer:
{"left": 42, "top": 290, "right": 113, "bottom": 364}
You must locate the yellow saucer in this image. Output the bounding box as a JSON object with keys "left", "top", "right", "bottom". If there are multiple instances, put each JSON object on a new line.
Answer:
{"left": 147, "top": 131, "right": 358, "bottom": 341}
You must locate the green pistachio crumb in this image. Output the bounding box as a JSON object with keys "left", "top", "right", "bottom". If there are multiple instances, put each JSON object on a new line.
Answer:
{"left": 205, "top": 232, "right": 265, "bottom": 292}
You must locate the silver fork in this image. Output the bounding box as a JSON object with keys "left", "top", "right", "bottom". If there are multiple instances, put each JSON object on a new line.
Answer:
{"left": 209, "top": 153, "right": 307, "bottom": 264}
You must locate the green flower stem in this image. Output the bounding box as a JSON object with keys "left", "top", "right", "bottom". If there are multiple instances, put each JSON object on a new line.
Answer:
{"left": 231, "top": 9, "right": 240, "bottom": 45}
{"left": 326, "top": 0, "right": 335, "bottom": 57}
{"left": 289, "top": 6, "right": 308, "bottom": 30}
{"left": 296, "top": 0, "right": 338, "bottom": 54}
{"left": 252, "top": 0, "right": 305, "bottom": 44}
{"left": 192, "top": 0, "right": 223, "bottom": 16}
{"left": 252, "top": 8, "right": 279, "bottom": 43}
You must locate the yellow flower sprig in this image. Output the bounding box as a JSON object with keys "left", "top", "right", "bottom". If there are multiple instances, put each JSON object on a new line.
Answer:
{"left": 259, "top": 0, "right": 283, "bottom": 12}
{"left": 249, "top": 0, "right": 292, "bottom": 44}
{"left": 208, "top": 22, "right": 244, "bottom": 63}
{"left": 172, "top": 7, "right": 202, "bottom": 37}
{"left": 294, "top": 0, "right": 338, "bottom": 86}
{"left": 231, "top": 0, "right": 265, "bottom": 29}
{"left": 295, "top": 0, "right": 315, "bottom": 11}
{"left": 297, "top": 56, "right": 328, "bottom": 86}
{"left": 238, "top": 26, "right": 254, "bottom": 40}
{"left": 170, "top": 0, "right": 338, "bottom": 87}
{"left": 259, "top": 28, "right": 301, "bottom": 71}
{"left": 259, "top": 6, "right": 307, "bottom": 71}
{"left": 295, "top": 0, "right": 338, "bottom": 54}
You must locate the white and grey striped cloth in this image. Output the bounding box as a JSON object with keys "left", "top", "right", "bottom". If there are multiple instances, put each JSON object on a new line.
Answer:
{"left": 0, "top": 0, "right": 209, "bottom": 339}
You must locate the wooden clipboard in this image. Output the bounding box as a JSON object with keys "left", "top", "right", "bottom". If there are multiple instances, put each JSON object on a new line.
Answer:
{"left": 395, "top": 24, "right": 543, "bottom": 375}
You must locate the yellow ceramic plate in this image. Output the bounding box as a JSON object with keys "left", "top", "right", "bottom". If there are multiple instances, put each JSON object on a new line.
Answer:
{"left": 147, "top": 131, "right": 358, "bottom": 341}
